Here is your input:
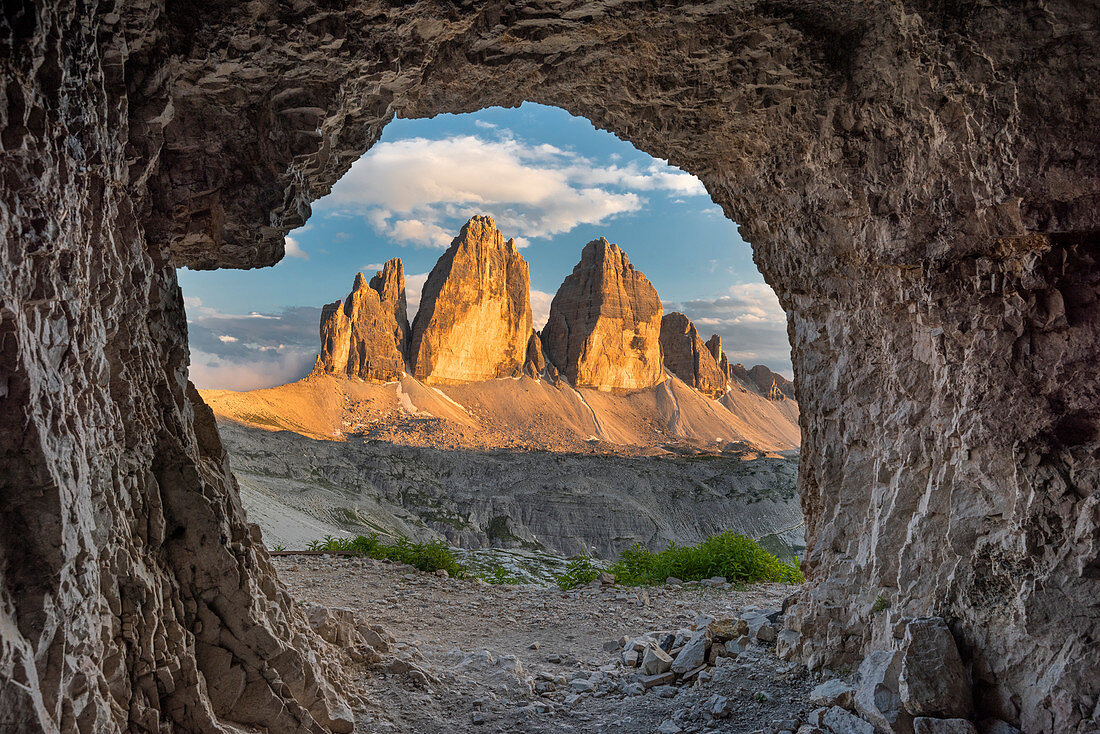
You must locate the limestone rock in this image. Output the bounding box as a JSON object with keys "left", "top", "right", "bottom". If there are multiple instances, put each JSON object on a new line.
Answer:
{"left": 733, "top": 363, "right": 795, "bottom": 401}
{"left": 855, "top": 651, "right": 914, "bottom": 734}
{"left": 524, "top": 330, "right": 545, "bottom": 377}
{"left": 371, "top": 257, "right": 410, "bottom": 352}
{"left": 811, "top": 679, "right": 857, "bottom": 710}
{"left": 812, "top": 706, "right": 874, "bottom": 734}
{"left": 318, "top": 266, "right": 408, "bottom": 382}
{"left": 660, "top": 313, "right": 728, "bottom": 398}
{"left": 913, "top": 719, "right": 978, "bottom": 734}
{"left": 705, "top": 334, "right": 732, "bottom": 380}
{"left": 409, "top": 216, "right": 532, "bottom": 384}
{"left": 670, "top": 631, "right": 709, "bottom": 675}
{"left": 641, "top": 645, "right": 674, "bottom": 675}
{"left": 899, "top": 618, "right": 972, "bottom": 719}
{"left": 543, "top": 238, "right": 663, "bottom": 391}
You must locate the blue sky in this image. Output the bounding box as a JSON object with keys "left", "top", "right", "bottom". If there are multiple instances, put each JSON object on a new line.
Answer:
{"left": 180, "top": 103, "right": 791, "bottom": 390}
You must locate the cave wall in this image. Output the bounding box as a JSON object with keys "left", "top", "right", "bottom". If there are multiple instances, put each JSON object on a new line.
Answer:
{"left": 2, "top": 1, "right": 1097, "bottom": 732}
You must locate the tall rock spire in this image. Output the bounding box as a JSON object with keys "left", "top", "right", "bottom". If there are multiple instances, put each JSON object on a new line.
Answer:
{"left": 543, "top": 238, "right": 663, "bottom": 391}
{"left": 317, "top": 260, "right": 408, "bottom": 382}
{"left": 408, "top": 215, "right": 533, "bottom": 384}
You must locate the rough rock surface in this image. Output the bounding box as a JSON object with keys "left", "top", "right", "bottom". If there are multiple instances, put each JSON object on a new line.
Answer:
{"left": 318, "top": 266, "right": 408, "bottom": 382}
{"left": 898, "top": 618, "right": 972, "bottom": 719}
{"left": 524, "top": 330, "right": 545, "bottom": 377}
{"left": 370, "top": 258, "right": 410, "bottom": 353}
{"left": 3, "top": 2, "right": 1098, "bottom": 732}
{"left": 705, "top": 334, "right": 733, "bottom": 380}
{"left": 543, "top": 238, "right": 664, "bottom": 391}
{"left": 409, "top": 216, "right": 532, "bottom": 384}
{"left": 661, "top": 312, "right": 728, "bottom": 398}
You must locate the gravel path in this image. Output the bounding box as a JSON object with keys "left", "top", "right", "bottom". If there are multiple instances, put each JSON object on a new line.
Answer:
{"left": 275, "top": 556, "right": 823, "bottom": 733}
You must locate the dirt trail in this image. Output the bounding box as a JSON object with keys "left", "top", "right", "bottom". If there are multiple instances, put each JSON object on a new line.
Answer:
{"left": 275, "top": 556, "right": 824, "bottom": 733}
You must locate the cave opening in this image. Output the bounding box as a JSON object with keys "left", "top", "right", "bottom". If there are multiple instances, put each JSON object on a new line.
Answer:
{"left": 180, "top": 102, "right": 805, "bottom": 562}
{"left": 3, "top": 4, "right": 1096, "bottom": 732}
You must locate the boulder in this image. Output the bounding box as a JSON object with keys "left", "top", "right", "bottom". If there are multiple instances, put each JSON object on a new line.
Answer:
{"left": 898, "top": 618, "right": 972, "bottom": 719}
{"left": 409, "top": 216, "right": 532, "bottom": 384}
{"left": 660, "top": 312, "right": 728, "bottom": 397}
{"left": 708, "top": 618, "right": 748, "bottom": 642}
{"left": 317, "top": 265, "right": 408, "bottom": 382}
{"left": 543, "top": 237, "right": 663, "bottom": 391}
{"left": 641, "top": 645, "right": 674, "bottom": 675}
{"left": 855, "top": 650, "right": 914, "bottom": 734}
{"left": 811, "top": 679, "right": 857, "bottom": 710}
{"left": 810, "top": 706, "right": 874, "bottom": 734}
{"left": 670, "top": 631, "right": 709, "bottom": 675}
{"left": 913, "top": 719, "right": 978, "bottom": 734}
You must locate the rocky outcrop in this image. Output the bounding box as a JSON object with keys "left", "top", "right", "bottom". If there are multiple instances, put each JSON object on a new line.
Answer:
{"left": 318, "top": 264, "right": 408, "bottom": 382}
{"left": 747, "top": 364, "right": 794, "bottom": 401}
{"left": 524, "top": 331, "right": 545, "bottom": 378}
{"left": 371, "top": 258, "right": 410, "bottom": 352}
{"left": 543, "top": 238, "right": 664, "bottom": 391}
{"left": 661, "top": 313, "right": 728, "bottom": 398}
{"left": 705, "top": 335, "right": 732, "bottom": 381}
{"left": 731, "top": 363, "right": 795, "bottom": 401}
{"left": 409, "top": 216, "right": 532, "bottom": 385}
{"left": 4, "top": 3, "right": 1098, "bottom": 732}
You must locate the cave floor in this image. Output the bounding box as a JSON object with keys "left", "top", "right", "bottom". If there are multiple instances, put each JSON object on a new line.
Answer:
{"left": 274, "top": 556, "right": 822, "bottom": 733}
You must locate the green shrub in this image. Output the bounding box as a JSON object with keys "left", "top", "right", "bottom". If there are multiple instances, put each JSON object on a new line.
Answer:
{"left": 478, "top": 560, "right": 519, "bottom": 585}
{"left": 305, "top": 533, "right": 466, "bottom": 578}
{"left": 555, "top": 554, "right": 602, "bottom": 590}
{"left": 609, "top": 531, "right": 803, "bottom": 586}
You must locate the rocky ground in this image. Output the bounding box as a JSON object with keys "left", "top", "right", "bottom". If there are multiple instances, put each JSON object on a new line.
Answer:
{"left": 275, "top": 555, "right": 825, "bottom": 733}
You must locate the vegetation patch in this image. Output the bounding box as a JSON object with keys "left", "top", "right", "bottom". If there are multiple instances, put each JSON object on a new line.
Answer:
{"left": 607, "top": 532, "right": 803, "bottom": 586}
{"left": 555, "top": 554, "right": 603, "bottom": 590}
{"left": 306, "top": 533, "right": 467, "bottom": 578}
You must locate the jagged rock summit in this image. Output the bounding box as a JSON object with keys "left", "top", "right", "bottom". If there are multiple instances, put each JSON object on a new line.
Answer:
{"left": 409, "top": 216, "right": 533, "bottom": 385}
{"left": 543, "top": 238, "right": 664, "bottom": 391}
{"left": 317, "top": 259, "right": 409, "bottom": 382}
{"left": 661, "top": 312, "right": 728, "bottom": 398}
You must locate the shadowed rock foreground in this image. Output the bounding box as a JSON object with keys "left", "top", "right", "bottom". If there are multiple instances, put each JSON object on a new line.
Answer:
{"left": 1, "top": 2, "right": 1097, "bottom": 732}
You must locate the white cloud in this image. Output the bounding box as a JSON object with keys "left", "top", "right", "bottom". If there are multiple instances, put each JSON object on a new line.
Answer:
{"left": 363, "top": 262, "right": 384, "bottom": 272}
{"left": 404, "top": 272, "right": 430, "bottom": 318}
{"left": 284, "top": 235, "right": 309, "bottom": 259}
{"left": 530, "top": 289, "right": 553, "bottom": 330}
{"left": 473, "top": 120, "right": 498, "bottom": 129}
{"left": 217, "top": 335, "right": 238, "bottom": 343}
{"left": 188, "top": 348, "right": 316, "bottom": 391}
{"left": 317, "top": 134, "right": 704, "bottom": 248}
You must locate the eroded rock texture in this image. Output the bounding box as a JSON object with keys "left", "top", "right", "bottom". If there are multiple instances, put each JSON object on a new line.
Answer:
{"left": 371, "top": 258, "right": 410, "bottom": 354}
{"left": 3, "top": 1, "right": 1098, "bottom": 731}
{"left": 318, "top": 265, "right": 408, "bottom": 382}
{"left": 734, "top": 363, "right": 796, "bottom": 401}
{"left": 543, "top": 238, "right": 664, "bottom": 391}
{"left": 661, "top": 313, "right": 728, "bottom": 398}
{"left": 409, "top": 216, "right": 532, "bottom": 385}
{"left": 705, "top": 335, "right": 733, "bottom": 381}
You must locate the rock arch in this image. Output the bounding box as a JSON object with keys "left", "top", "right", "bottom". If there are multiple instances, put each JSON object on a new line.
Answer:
{"left": 1, "top": 2, "right": 1096, "bottom": 732}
